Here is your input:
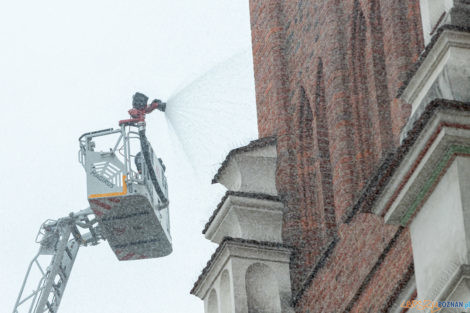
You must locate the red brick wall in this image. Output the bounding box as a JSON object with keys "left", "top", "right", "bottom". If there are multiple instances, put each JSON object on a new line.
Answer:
{"left": 249, "top": 0, "right": 423, "bottom": 311}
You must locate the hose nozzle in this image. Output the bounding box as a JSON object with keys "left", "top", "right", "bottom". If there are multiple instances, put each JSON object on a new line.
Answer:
{"left": 151, "top": 99, "right": 166, "bottom": 112}
{"left": 157, "top": 102, "right": 166, "bottom": 112}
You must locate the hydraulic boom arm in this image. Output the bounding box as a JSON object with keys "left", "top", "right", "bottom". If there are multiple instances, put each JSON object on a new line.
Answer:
{"left": 12, "top": 209, "right": 103, "bottom": 313}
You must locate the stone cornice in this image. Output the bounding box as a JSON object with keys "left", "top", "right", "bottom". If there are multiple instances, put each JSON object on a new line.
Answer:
{"left": 211, "top": 136, "right": 277, "bottom": 184}
{"left": 344, "top": 100, "right": 470, "bottom": 224}
{"left": 203, "top": 193, "right": 284, "bottom": 244}
{"left": 401, "top": 28, "right": 470, "bottom": 117}
{"left": 398, "top": 25, "right": 470, "bottom": 99}
{"left": 202, "top": 191, "right": 282, "bottom": 235}
{"left": 373, "top": 102, "right": 470, "bottom": 225}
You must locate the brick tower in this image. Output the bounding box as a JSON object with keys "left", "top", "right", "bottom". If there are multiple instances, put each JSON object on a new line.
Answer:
{"left": 192, "top": 1, "right": 470, "bottom": 312}
{"left": 250, "top": 0, "right": 423, "bottom": 304}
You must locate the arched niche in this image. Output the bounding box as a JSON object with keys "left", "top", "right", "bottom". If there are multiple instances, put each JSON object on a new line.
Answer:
{"left": 245, "top": 263, "right": 281, "bottom": 313}
{"left": 219, "top": 270, "right": 233, "bottom": 313}
{"left": 207, "top": 289, "right": 219, "bottom": 313}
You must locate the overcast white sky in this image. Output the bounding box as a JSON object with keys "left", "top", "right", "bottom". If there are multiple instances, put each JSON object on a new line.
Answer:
{"left": 0, "top": 1, "right": 257, "bottom": 312}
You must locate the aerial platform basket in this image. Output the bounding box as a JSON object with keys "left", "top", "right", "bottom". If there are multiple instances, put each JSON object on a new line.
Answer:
{"left": 79, "top": 122, "right": 171, "bottom": 261}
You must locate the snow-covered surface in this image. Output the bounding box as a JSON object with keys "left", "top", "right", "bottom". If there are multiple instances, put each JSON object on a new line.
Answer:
{"left": 0, "top": 1, "right": 257, "bottom": 312}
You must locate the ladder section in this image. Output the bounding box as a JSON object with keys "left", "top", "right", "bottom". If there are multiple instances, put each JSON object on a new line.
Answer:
{"left": 13, "top": 209, "right": 102, "bottom": 313}
{"left": 35, "top": 226, "right": 78, "bottom": 313}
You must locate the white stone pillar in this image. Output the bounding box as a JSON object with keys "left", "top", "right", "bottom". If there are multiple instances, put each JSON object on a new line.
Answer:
{"left": 191, "top": 138, "right": 294, "bottom": 313}
{"left": 374, "top": 107, "right": 470, "bottom": 309}
{"left": 400, "top": 28, "right": 470, "bottom": 143}
{"left": 380, "top": 3, "right": 470, "bottom": 302}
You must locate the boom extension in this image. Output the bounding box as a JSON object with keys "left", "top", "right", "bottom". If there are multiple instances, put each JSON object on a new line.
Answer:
{"left": 12, "top": 209, "right": 103, "bottom": 313}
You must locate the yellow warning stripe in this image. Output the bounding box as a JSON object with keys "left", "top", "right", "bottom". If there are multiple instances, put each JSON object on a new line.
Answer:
{"left": 88, "top": 175, "right": 127, "bottom": 199}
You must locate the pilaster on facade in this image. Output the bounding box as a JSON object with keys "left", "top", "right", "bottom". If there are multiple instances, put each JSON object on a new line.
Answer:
{"left": 400, "top": 3, "right": 470, "bottom": 143}
{"left": 191, "top": 137, "right": 294, "bottom": 313}
{"left": 374, "top": 103, "right": 470, "bottom": 299}
{"left": 372, "top": 4, "right": 470, "bottom": 306}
